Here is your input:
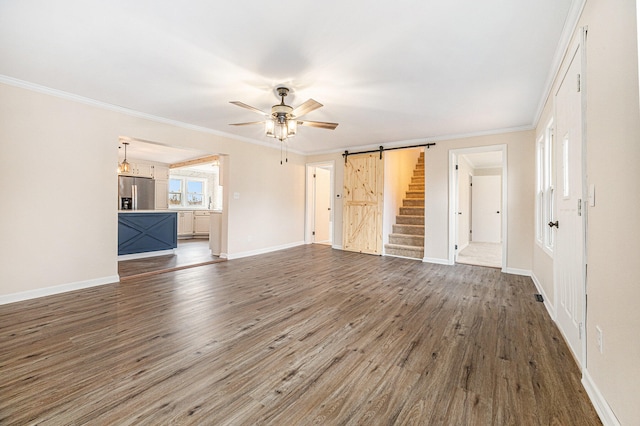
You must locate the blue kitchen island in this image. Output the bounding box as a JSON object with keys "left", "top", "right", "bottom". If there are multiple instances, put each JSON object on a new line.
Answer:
{"left": 118, "top": 211, "right": 177, "bottom": 256}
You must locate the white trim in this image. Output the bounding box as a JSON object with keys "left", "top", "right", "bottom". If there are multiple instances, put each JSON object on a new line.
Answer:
{"left": 638, "top": 0, "right": 640, "bottom": 109}
{"left": 422, "top": 257, "right": 453, "bottom": 266}
{"left": 332, "top": 244, "right": 343, "bottom": 250}
{"left": 503, "top": 268, "right": 531, "bottom": 277}
{"left": 304, "top": 161, "right": 335, "bottom": 245}
{"left": 225, "top": 241, "right": 305, "bottom": 260}
{"left": 306, "top": 125, "right": 532, "bottom": 156}
{"left": 530, "top": 272, "right": 555, "bottom": 320}
{"left": 0, "top": 275, "right": 119, "bottom": 306}
{"left": 117, "top": 249, "right": 175, "bottom": 261}
{"left": 532, "top": 0, "right": 587, "bottom": 126}
{"left": 0, "top": 75, "right": 305, "bottom": 156}
{"left": 583, "top": 370, "right": 621, "bottom": 426}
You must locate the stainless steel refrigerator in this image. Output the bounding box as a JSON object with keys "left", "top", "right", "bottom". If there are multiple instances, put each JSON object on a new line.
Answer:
{"left": 118, "top": 176, "right": 155, "bottom": 210}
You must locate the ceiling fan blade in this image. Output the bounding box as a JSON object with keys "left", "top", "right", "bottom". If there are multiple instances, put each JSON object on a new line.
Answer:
{"left": 291, "top": 99, "right": 323, "bottom": 118}
{"left": 229, "top": 121, "right": 265, "bottom": 126}
{"left": 230, "top": 101, "right": 269, "bottom": 116}
{"left": 297, "top": 120, "right": 339, "bottom": 130}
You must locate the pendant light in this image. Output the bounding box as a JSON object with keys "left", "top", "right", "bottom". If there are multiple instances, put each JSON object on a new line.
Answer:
{"left": 119, "top": 142, "right": 131, "bottom": 174}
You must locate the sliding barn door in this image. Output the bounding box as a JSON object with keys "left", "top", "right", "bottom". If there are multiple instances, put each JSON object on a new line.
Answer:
{"left": 343, "top": 153, "right": 384, "bottom": 254}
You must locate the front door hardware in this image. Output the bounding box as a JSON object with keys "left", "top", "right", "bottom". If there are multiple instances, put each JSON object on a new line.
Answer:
{"left": 548, "top": 221, "right": 559, "bottom": 228}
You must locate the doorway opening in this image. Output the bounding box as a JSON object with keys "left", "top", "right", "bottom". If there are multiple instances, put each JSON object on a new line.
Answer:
{"left": 117, "top": 137, "right": 229, "bottom": 279}
{"left": 449, "top": 145, "right": 507, "bottom": 269}
{"left": 305, "top": 161, "right": 335, "bottom": 246}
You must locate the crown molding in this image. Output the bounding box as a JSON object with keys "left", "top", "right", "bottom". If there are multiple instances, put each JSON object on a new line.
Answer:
{"left": 532, "top": 0, "right": 587, "bottom": 127}
{"left": 0, "top": 75, "right": 305, "bottom": 156}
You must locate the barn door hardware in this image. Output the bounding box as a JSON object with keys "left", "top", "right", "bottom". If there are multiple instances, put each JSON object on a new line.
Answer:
{"left": 343, "top": 142, "right": 436, "bottom": 164}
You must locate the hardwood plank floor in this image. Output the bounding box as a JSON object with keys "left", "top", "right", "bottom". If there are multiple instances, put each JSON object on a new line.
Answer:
{"left": 0, "top": 245, "right": 600, "bottom": 425}
{"left": 118, "top": 239, "right": 225, "bottom": 279}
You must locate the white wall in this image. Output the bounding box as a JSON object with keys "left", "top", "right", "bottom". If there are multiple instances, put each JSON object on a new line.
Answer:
{"left": 309, "top": 134, "right": 534, "bottom": 272}
{"left": 424, "top": 131, "right": 534, "bottom": 271}
{"left": 532, "top": 1, "right": 640, "bottom": 423}
{"left": 0, "top": 82, "right": 305, "bottom": 301}
{"left": 456, "top": 156, "right": 473, "bottom": 251}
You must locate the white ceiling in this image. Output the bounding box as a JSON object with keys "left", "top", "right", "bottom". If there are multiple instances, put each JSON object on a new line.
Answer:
{"left": 462, "top": 151, "right": 504, "bottom": 170}
{"left": 0, "top": 1, "right": 575, "bottom": 156}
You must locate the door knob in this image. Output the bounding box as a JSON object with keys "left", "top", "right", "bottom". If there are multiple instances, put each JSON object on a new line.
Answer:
{"left": 548, "top": 221, "right": 559, "bottom": 228}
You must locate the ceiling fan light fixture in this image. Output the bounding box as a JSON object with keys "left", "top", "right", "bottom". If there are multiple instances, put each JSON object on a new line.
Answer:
{"left": 274, "top": 119, "right": 288, "bottom": 142}
{"left": 265, "top": 119, "right": 275, "bottom": 138}
{"left": 287, "top": 119, "right": 297, "bottom": 137}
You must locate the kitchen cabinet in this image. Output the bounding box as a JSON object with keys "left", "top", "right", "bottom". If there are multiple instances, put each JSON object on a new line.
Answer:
{"left": 177, "top": 211, "right": 194, "bottom": 236}
{"left": 176, "top": 210, "right": 211, "bottom": 237}
{"left": 155, "top": 179, "right": 169, "bottom": 210}
{"left": 194, "top": 211, "right": 210, "bottom": 235}
{"left": 132, "top": 163, "right": 154, "bottom": 178}
{"left": 120, "top": 162, "right": 154, "bottom": 178}
{"left": 154, "top": 165, "right": 170, "bottom": 180}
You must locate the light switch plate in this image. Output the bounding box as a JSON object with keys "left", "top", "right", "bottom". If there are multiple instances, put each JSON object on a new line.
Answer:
{"left": 588, "top": 184, "right": 595, "bottom": 207}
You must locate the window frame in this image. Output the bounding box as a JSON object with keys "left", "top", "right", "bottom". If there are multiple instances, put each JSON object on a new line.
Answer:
{"left": 168, "top": 176, "right": 208, "bottom": 209}
{"left": 536, "top": 118, "right": 555, "bottom": 256}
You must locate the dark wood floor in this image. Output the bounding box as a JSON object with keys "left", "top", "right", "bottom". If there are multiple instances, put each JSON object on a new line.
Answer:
{"left": 118, "top": 238, "right": 224, "bottom": 279}
{"left": 0, "top": 245, "right": 600, "bottom": 425}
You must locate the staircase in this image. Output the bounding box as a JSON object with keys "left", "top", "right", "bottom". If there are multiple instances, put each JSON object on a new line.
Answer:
{"left": 384, "top": 152, "right": 425, "bottom": 259}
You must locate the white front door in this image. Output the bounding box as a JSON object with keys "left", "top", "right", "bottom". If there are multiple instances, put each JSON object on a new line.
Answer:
{"left": 471, "top": 175, "right": 502, "bottom": 243}
{"left": 553, "top": 40, "right": 586, "bottom": 365}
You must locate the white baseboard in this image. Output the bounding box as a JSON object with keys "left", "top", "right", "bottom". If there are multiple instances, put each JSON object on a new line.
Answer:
{"left": 117, "top": 249, "right": 175, "bottom": 261}
{"left": 530, "top": 272, "right": 555, "bottom": 320}
{"left": 503, "top": 267, "right": 532, "bottom": 276}
{"left": 0, "top": 275, "right": 120, "bottom": 306}
{"left": 422, "top": 257, "right": 453, "bottom": 265}
{"left": 583, "top": 369, "right": 621, "bottom": 426}
{"left": 332, "top": 244, "right": 343, "bottom": 250}
{"left": 226, "top": 241, "right": 305, "bottom": 260}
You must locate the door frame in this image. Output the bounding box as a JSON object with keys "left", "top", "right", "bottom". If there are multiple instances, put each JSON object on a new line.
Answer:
{"left": 448, "top": 144, "right": 507, "bottom": 270}
{"left": 305, "top": 161, "right": 335, "bottom": 245}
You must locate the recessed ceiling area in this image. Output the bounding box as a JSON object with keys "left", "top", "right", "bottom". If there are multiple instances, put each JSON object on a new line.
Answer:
{"left": 0, "top": 1, "right": 576, "bottom": 154}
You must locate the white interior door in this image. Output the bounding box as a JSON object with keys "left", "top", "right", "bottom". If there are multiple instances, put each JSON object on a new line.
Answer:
{"left": 553, "top": 41, "right": 585, "bottom": 365}
{"left": 471, "top": 175, "right": 501, "bottom": 243}
{"left": 314, "top": 167, "right": 332, "bottom": 244}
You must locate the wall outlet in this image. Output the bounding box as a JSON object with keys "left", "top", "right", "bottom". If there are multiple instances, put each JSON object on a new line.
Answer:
{"left": 596, "top": 326, "right": 603, "bottom": 354}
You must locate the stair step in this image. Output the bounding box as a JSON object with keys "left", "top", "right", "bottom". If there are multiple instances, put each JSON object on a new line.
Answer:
{"left": 415, "top": 163, "right": 424, "bottom": 170}
{"left": 396, "top": 215, "right": 424, "bottom": 225}
{"left": 399, "top": 206, "right": 423, "bottom": 216}
{"left": 384, "top": 243, "right": 424, "bottom": 259}
{"left": 389, "top": 233, "right": 424, "bottom": 246}
{"left": 408, "top": 183, "right": 424, "bottom": 190}
{"left": 392, "top": 224, "right": 424, "bottom": 235}
{"left": 411, "top": 176, "right": 425, "bottom": 183}
{"left": 403, "top": 198, "right": 424, "bottom": 207}
{"left": 405, "top": 191, "right": 424, "bottom": 198}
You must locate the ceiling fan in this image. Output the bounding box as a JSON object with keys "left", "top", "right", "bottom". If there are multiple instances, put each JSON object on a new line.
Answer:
{"left": 229, "top": 87, "right": 338, "bottom": 142}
